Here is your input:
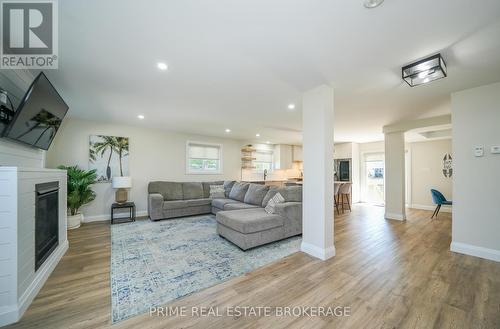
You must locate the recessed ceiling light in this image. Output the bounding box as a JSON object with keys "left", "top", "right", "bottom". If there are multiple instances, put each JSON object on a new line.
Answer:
{"left": 137, "top": 114, "right": 145, "bottom": 119}
{"left": 256, "top": 133, "right": 260, "bottom": 137}
{"left": 287, "top": 104, "right": 295, "bottom": 110}
{"left": 225, "top": 128, "right": 231, "bottom": 133}
{"left": 157, "top": 62, "right": 168, "bottom": 71}
{"left": 266, "top": 141, "right": 271, "bottom": 144}
{"left": 364, "top": 0, "right": 384, "bottom": 9}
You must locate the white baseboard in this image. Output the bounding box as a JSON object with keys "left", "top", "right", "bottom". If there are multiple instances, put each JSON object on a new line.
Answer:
{"left": 450, "top": 241, "right": 500, "bottom": 262}
{"left": 385, "top": 212, "right": 406, "bottom": 221}
{"left": 83, "top": 210, "right": 148, "bottom": 223}
{"left": 301, "top": 242, "right": 335, "bottom": 260}
{"left": 410, "top": 204, "right": 452, "bottom": 213}
{"left": 0, "top": 239, "right": 69, "bottom": 326}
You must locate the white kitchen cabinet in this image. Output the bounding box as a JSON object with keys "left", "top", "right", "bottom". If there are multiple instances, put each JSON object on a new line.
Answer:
{"left": 292, "top": 145, "right": 303, "bottom": 162}
{"left": 333, "top": 142, "right": 352, "bottom": 159}
{"left": 273, "top": 144, "right": 293, "bottom": 169}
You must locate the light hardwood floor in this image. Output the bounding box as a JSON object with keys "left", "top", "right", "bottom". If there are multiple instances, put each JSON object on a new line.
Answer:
{"left": 7, "top": 205, "right": 500, "bottom": 329}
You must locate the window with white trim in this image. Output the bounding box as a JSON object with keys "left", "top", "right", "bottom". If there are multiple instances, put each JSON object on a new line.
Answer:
{"left": 253, "top": 150, "right": 273, "bottom": 173}
{"left": 186, "top": 141, "right": 222, "bottom": 174}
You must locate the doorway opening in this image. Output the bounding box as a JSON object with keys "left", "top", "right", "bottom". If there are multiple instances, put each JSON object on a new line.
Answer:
{"left": 361, "top": 152, "right": 385, "bottom": 206}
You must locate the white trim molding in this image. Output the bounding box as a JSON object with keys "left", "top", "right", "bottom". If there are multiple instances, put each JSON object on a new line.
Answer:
{"left": 83, "top": 210, "right": 148, "bottom": 223}
{"left": 410, "top": 204, "right": 452, "bottom": 213}
{"left": 301, "top": 242, "right": 336, "bottom": 261}
{"left": 450, "top": 242, "right": 500, "bottom": 262}
{"left": 385, "top": 212, "right": 406, "bottom": 221}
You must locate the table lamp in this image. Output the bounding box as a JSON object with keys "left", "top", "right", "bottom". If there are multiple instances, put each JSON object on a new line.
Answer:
{"left": 112, "top": 176, "right": 131, "bottom": 204}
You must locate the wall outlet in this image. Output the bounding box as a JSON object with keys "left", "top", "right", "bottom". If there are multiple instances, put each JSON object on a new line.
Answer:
{"left": 474, "top": 146, "right": 484, "bottom": 157}
{"left": 491, "top": 146, "right": 500, "bottom": 154}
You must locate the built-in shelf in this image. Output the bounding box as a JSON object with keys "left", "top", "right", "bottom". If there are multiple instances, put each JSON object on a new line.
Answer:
{"left": 241, "top": 145, "right": 257, "bottom": 169}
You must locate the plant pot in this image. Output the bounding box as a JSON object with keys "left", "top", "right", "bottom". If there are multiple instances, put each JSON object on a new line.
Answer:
{"left": 67, "top": 213, "right": 83, "bottom": 230}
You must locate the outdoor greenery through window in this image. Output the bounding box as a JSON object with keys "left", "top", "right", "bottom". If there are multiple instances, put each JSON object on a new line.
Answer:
{"left": 187, "top": 142, "right": 222, "bottom": 174}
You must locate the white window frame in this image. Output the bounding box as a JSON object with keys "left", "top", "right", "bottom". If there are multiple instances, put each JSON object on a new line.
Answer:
{"left": 186, "top": 141, "right": 223, "bottom": 175}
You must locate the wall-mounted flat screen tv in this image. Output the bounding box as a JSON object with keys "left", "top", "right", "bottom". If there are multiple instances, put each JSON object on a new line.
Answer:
{"left": 3, "top": 72, "right": 68, "bottom": 150}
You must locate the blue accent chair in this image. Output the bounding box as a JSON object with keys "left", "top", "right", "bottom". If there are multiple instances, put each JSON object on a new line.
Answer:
{"left": 430, "top": 189, "right": 452, "bottom": 218}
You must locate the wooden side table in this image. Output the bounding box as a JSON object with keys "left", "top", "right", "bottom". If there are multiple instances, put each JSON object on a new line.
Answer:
{"left": 111, "top": 202, "right": 136, "bottom": 224}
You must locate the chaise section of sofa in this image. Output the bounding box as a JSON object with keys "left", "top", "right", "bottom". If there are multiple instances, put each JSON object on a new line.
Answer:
{"left": 215, "top": 185, "right": 302, "bottom": 250}
{"left": 148, "top": 180, "right": 235, "bottom": 220}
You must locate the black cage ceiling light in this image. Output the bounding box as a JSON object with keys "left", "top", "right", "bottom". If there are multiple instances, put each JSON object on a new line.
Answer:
{"left": 402, "top": 53, "right": 447, "bottom": 87}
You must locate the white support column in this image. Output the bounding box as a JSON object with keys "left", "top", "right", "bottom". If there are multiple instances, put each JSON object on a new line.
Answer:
{"left": 384, "top": 131, "right": 406, "bottom": 220}
{"left": 301, "top": 85, "right": 335, "bottom": 260}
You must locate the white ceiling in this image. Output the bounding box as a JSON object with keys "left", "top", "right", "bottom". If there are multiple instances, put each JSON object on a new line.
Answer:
{"left": 48, "top": 0, "right": 500, "bottom": 144}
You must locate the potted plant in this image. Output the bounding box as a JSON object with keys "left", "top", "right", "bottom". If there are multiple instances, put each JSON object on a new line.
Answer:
{"left": 58, "top": 165, "right": 97, "bottom": 229}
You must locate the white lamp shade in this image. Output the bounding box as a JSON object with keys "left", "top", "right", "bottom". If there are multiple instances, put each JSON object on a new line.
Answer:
{"left": 112, "top": 176, "right": 132, "bottom": 189}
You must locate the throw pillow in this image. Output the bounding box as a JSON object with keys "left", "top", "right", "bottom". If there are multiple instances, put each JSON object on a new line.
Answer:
{"left": 209, "top": 185, "right": 225, "bottom": 199}
{"left": 264, "top": 192, "right": 285, "bottom": 214}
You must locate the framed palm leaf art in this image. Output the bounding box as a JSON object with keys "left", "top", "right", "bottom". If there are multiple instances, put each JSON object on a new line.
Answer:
{"left": 89, "top": 135, "right": 129, "bottom": 182}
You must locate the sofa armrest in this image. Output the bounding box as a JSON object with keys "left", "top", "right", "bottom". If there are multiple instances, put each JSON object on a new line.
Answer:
{"left": 148, "top": 193, "right": 164, "bottom": 220}
{"left": 274, "top": 202, "right": 302, "bottom": 236}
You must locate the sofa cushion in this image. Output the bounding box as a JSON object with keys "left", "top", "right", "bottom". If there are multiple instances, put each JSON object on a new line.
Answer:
{"left": 261, "top": 186, "right": 302, "bottom": 206}
{"left": 223, "top": 180, "right": 236, "bottom": 197}
{"left": 216, "top": 208, "right": 284, "bottom": 234}
{"left": 243, "top": 184, "right": 269, "bottom": 206}
{"left": 182, "top": 182, "right": 204, "bottom": 200}
{"left": 211, "top": 198, "right": 240, "bottom": 209}
{"left": 149, "top": 181, "right": 183, "bottom": 201}
{"left": 186, "top": 198, "right": 212, "bottom": 207}
{"left": 202, "top": 181, "right": 224, "bottom": 198}
{"left": 209, "top": 185, "right": 225, "bottom": 199}
{"left": 224, "top": 202, "right": 259, "bottom": 211}
{"left": 163, "top": 200, "right": 189, "bottom": 210}
{"left": 277, "top": 186, "right": 302, "bottom": 202}
{"left": 229, "top": 182, "right": 250, "bottom": 202}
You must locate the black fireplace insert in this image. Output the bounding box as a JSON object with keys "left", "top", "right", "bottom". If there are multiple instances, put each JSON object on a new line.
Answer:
{"left": 35, "top": 181, "right": 59, "bottom": 271}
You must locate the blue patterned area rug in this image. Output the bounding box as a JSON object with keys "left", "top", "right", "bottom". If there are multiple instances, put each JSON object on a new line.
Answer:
{"left": 111, "top": 215, "right": 301, "bottom": 323}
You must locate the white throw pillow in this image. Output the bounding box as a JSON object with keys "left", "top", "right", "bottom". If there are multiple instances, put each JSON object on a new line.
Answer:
{"left": 209, "top": 185, "right": 225, "bottom": 199}
{"left": 264, "top": 192, "right": 285, "bottom": 214}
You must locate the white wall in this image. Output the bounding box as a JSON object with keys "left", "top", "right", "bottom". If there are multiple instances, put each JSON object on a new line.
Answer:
{"left": 384, "top": 132, "right": 406, "bottom": 220}
{"left": 451, "top": 82, "right": 500, "bottom": 262}
{"left": 0, "top": 139, "right": 45, "bottom": 168}
{"left": 359, "top": 141, "right": 384, "bottom": 154}
{"left": 408, "top": 139, "right": 452, "bottom": 210}
{"left": 351, "top": 143, "right": 360, "bottom": 203}
{"left": 45, "top": 118, "right": 243, "bottom": 221}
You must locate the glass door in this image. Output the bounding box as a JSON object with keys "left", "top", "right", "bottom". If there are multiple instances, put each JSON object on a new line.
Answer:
{"left": 361, "top": 152, "right": 385, "bottom": 205}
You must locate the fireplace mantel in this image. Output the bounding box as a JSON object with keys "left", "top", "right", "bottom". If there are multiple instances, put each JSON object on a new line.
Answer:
{"left": 0, "top": 167, "right": 68, "bottom": 326}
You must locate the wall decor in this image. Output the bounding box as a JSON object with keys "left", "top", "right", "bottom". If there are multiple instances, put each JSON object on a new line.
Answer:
{"left": 89, "top": 135, "right": 129, "bottom": 182}
{"left": 442, "top": 153, "right": 452, "bottom": 178}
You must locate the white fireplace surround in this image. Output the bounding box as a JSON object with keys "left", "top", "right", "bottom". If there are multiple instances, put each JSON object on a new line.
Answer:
{"left": 0, "top": 167, "right": 68, "bottom": 326}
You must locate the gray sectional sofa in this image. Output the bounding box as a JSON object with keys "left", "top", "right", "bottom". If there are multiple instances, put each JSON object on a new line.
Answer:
{"left": 148, "top": 180, "right": 235, "bottom": 220}
{"left": 147, "top": 181, "right": 302, "bottom": 250}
